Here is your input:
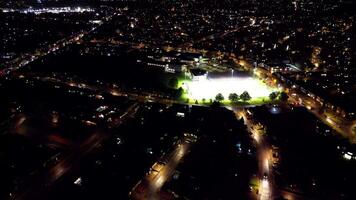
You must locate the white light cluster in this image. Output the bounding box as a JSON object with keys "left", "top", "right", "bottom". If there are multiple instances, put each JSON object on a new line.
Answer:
{"left": 183, "top": 77, "right": 276, "bottom": 100}
{"left": 1, "top": 7, "right": 94, "bottom": 15}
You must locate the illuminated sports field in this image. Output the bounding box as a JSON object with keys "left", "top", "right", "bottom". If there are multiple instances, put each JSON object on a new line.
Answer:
{"left": 182, "top": 77, "right": 277, "bottom": 102}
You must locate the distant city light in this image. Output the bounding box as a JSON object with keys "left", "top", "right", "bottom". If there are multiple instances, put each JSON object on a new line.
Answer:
{"left": 270, "top": 106, "right": 281, "bottom": 114}
{"left": 73, "top": 177, "right": 82, "bottom": 186}
{"left": 1, "top": 7, "right": 94, "bottom": 15}
{"left": 343, "top": 152, "right": 353, "bottom": 160}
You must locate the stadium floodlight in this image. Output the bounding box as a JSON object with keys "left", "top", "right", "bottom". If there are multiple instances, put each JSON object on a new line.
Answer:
{"left": 183, "top": 76, "right": 277, "bottom": 101}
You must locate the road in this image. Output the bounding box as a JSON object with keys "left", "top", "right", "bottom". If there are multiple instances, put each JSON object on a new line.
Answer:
{"left": 0, "top": 10, "right": 121, "bottom": 78}
{"left": 235, "top": 108, "right": 315, "bottom": 200}
{"left": 235, "top": 109, "right": 274, "bottom": 200}
{"left": 20, "top": 73, "right": 177, "bottom": 105}
{"left": 288, "top": 90, "right": 356, "bottom": 142}
{"left": 130, "top": 133, "right": 197, "bottom": 200}
{"left": 253, "top": 67, "right": 356, "bottom": 143}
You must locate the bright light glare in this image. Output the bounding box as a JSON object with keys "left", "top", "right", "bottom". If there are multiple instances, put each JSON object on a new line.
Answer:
{"left": 326, "top": 117, "right": 334, "bottom": 124}
{"left": 264, "top": 159, "right": 269, "bottom": 171}
{"left": 183, "top": 77, "right": 276, "bottom": 100}
{"left": 155, "top": 175, "right": 165, "bottom": 188}
{"left": 262, "top": 179, "right": 269, "bottom": 188}
{"left": 252, "top": 131, "right": 260, "bottom": 143}
{"left": 260, "top": 179, "right": 270, "bottom": 200}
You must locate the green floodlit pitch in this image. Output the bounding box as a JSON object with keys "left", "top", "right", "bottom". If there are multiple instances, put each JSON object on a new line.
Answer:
{"left": 180, "top": 76, "right": 278, "bottom": 102}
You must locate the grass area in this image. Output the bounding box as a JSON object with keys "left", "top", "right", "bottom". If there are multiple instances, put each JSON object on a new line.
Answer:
{"left": 249, "top": 176, "right": 260, "bottom": 191}
{"left": 177, "top": 74, "right": 189, "bottom": 89}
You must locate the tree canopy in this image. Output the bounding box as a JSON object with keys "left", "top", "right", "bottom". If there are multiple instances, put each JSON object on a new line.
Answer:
{"left": 215, "top": 93, "right": 224, "bottom": 102}
{"left": 240, "top": 91, "right": 251, "bottom": 102}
